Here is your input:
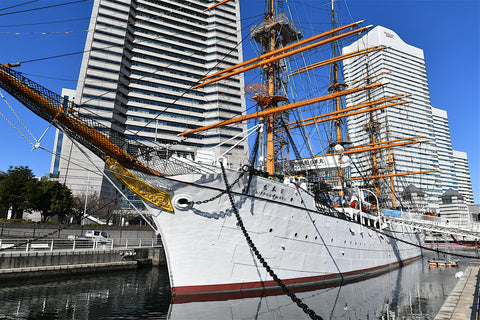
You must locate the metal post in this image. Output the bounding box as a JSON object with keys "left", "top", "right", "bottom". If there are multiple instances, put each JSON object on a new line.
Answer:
{"left": 126, "top": 239, "right": 128, "bottom": 248}
{"left": 73, "top": 239, "right": 76, "bottom": 251}
{"left": 50, "top": 239, "right": 53, "bottom": 252}
{"left": 139, "top": 239, "right": 142, "bottom": 248}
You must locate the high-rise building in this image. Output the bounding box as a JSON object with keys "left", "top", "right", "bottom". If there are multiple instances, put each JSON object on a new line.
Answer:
{"left": 342, "top": 26, "right": 441, "bottom": 209}
{"left": 453, "top": 150, "right": 475, "bottom": 205}
{"left": 50, "top": 88, "right": 76, "bottom": 180}
{"left": 52, "top": 0, "right": 248, "bottom": 199}
{"left": 431, "top": 107, "right": 457, "bottom": 193}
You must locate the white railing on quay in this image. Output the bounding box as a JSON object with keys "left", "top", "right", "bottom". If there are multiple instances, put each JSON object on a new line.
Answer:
{"left": 0, "top": 237, "right": 160, "bottom": 253}
{"left": 382, "top": 213, "right": 480, "bottom": 238}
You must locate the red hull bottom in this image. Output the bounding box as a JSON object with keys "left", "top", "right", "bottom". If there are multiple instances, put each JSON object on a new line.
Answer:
{"left": 172, "top": 255, "right": 421, "bottom": 304}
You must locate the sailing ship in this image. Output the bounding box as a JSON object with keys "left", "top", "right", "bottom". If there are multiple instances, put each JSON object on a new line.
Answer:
{"left": 0, "top": 0, "right": 425, "bottom": 303}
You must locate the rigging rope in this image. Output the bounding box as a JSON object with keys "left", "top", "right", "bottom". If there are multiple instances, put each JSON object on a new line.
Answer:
{"left": 244, "top": 126, "right": 262, "bottom": 194}
{"left": 0, "top": 90, "right": 37, "bottom": 143}
{"left": 0, "top": 0, "right": 86, "bottom": 17}
{"left": 0, "top": 109, "right": 35, "bottom": 148}
{"left": 219, "top": 160, "right": 323, "bottom": 320}
{"left": 0, "top": 0, "right": 38, "bottom": 12}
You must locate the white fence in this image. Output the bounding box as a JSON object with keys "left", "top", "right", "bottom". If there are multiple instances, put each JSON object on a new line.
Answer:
{"left": 383, "top": 213, "right": 480, "bottom": 238}
{"left": 0, "top": 237, "right": 160, "bottom": 252}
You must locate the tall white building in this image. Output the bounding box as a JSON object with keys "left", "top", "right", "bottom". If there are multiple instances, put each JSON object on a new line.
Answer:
{"left": 342, "top": 26, "right": 441, "bottom": 209}
{"left": 51, "top": 0, "right": 248, "bottom": 199}
{"left": 50, "top": 88, "right": 76, "bottom": 180}
{"left": 431, "top": 107, "right": 457, "bottom": 193}
{"left": 453, "top": 150, "right": 475, "bottom": 205}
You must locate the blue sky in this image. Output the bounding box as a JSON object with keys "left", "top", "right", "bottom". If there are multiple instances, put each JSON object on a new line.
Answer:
{"left": 0, "top": 0, "right": 478, "bottom": 203}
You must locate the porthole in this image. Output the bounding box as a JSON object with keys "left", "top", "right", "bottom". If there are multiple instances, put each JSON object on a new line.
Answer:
{"left": 269, "top": 228, "right": 273, "bottom": 232}
{"left": 305, "top": 235, "right": 308, "bottom": 239}
{"left": 315, "top": 236, "right": 318, "bottom": 240}
{"left": 294, "top": 233, "right": 298, "bottom": 237}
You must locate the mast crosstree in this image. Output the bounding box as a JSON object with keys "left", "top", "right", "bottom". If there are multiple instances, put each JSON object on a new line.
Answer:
{"left": 250, "top": 0, "right": 301, "bottom": 175}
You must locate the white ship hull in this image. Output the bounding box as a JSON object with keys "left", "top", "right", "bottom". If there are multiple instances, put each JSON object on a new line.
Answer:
{"left": 167, "top": 251, "right": 430, "bottom": 319}
{"left": 138, "top": 167, "right": 423, "bottom": 302}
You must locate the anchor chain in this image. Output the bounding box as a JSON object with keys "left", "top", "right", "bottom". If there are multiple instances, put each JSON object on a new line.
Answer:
{"left": 190, "top": 170, "right": 246, "bottom": 205}
{"left": 219, "top": 161, "right": 323, "bottom": 320}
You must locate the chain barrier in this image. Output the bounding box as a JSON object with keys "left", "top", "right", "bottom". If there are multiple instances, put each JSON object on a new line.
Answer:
{"left": 219, "top": 161, "right": 323, "bottom": 320}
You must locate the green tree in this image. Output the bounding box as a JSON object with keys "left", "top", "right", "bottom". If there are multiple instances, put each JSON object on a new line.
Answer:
{"left": 35, "top": 179, "right": 74, "bottom": 222}
{"left": 0, "top": 166, "right": 37, "bottom": 219}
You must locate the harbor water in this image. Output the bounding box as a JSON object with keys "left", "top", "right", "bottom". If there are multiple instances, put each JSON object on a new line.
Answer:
{"left": 0, "top": 247, "right": 475, "bottom": 319}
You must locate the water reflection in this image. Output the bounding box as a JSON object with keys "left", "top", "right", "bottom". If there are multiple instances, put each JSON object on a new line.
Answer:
{"left": 169, "top": 249, "right": 472, "bottom": 319}
{"left": 0, "top": 267, "right": 171, "bottom": 319}
{"left": 0, "top": 248, "right": 474, "bottom": 319}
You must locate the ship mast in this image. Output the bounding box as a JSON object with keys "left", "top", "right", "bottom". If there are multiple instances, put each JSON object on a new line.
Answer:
{"left": 251, "top": 0, "right": 301, "bottom": 176}
{"left": 329, "top": 1, "right": 348, "bottom": 195}
{"left": 330, "top": 1, "right": 344, "bottom": 147}
{"left": 266, "top": 0, "right": 276, "bottom": 175}
{"left": 182, "top": 1, "right": 437, "bottom": 211}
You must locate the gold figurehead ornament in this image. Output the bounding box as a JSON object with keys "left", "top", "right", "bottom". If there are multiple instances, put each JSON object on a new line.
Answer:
{"left": 106, "top": 157, "right": 173, "bottom": 212}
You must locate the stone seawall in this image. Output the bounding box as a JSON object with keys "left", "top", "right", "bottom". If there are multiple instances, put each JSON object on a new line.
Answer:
{"left": 0, "top": 247, "right": 166, "bottom": 279}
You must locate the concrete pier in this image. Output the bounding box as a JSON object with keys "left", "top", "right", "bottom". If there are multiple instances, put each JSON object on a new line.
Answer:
{"left": 434, "top": 259, "right": 480, "bottom": 319}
